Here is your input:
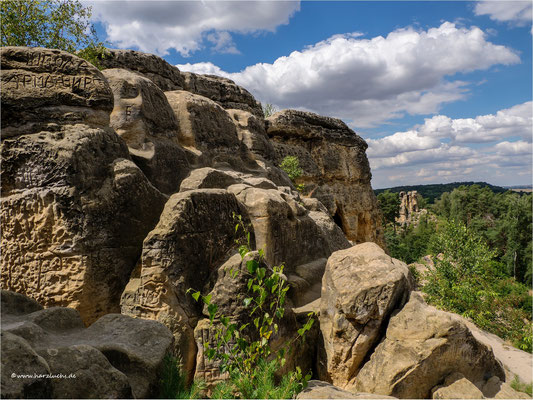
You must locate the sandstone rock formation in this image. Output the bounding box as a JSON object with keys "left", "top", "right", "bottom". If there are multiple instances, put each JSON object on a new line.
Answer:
{"left": 165, "top": 90, "right": 257, "bottom": 171}
{"left": 102, "top": 68, "right": 190, "bottom": 194}
{"left": 120, "top": 189, "right": 250, "bottom": 377}
{"left": 100, "top": 48, "right": 262, "bottom": 116}
{"left": 1, "top": 47, "right": 113, "bottom": 136}
{"left": 319, "top": 242, "right": 412, "bottom": 387}
{"left": 2, "top": 45, "right": 418, "bottom": 399}
{"left": 266, "top": 110, "right": 384, "bottom": 245}
{"left": 431, "top": 372, "right": 485, "bottom": 399}
{"left": 100, "top": 48, "right": 185, "bottom": 91}
{"left": 354, "top": 292, "right": 506, "bottom": 398}
{"left": 396, "top": 190, "right": 430, "bottom": 227}
{"left": 227, "top": 184, "right": 350, "bottom": 272}
{"left": 297, "top": 380, "right": 396, "bottom": 399}
{"left": 1, "top": 290, "right": 173, "bottom": 399}
{"left": 1, "top": 47, "right": 167, "bottom": 324}
{"left": 181, "top": 72, "right": 263, "bottom": 117}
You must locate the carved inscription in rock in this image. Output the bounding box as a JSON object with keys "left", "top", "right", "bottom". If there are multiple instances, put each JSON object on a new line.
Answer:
{"left": 3, "top": 73, "right": 105, "bottom": 91}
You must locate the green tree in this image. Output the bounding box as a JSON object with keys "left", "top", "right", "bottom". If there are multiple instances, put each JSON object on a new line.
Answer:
{"left": 377, "top": 190, "right": 400, "bottom": 228}
{"left": 1, "top": 0, "right": 106, "bottom": 66}
{"left": 422, "top": 219, "right": 532, "bottom": 352}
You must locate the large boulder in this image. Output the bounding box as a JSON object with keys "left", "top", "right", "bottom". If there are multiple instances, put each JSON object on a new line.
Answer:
{"left": 165, "top": 90, "right": 257, "bottom": 171}
{"left": 227, "top": 184, "right": 349, "bottom": 271}
{"left": 100, "top": 49, "right": 263, "bottom": 116}
{"left": 1, "top": 290, "right": 173, "bottom": 399}
{"left": 0, "top": 47, "right": 167, "bottom": 324}
{"left": 1, "top": 47, "right": 113, "bottom": 136}
{"left": 182, "top": 72, "right": 263, "bottom": 117}
{"left": 266, "top": 110, "right": 384, "bottom": 246}
{"left": 354, "top": 292, "right": 506, "bottom": 398}
{"left": 103, "top": 68, "right": 190, "bottom": 194}
{"left": 228, "top": 109, "right": 276, "bottom": 161}
{"left": 120, "top": 189, "right": 250, "bottom": 378}
{"left": 431, "top": 372, "right": 484, "bottom": 399}
{"left": 100, "top": 48, "right": 185, "bottom": 91}
{"left": 319, "top": 243, "right": 412, "bottom": 387}
{"left": 1, "top": 126, "right": 166, "bottom": 324}
{"left": 297, "top": 380, "right": 396, "bottom": 399}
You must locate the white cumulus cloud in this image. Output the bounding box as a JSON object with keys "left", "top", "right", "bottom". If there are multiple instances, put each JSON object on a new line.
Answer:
{"left": 367, "top": 101, "right": 532, "bottom": 188}
{"left": 178, "top": 22, "right": 520, "bottom": 128}
{"left": 474, "top": 1, "right": 532, "bottom": 26}
{"left": 89, "top": 0, "right": 300, "bottom": 56}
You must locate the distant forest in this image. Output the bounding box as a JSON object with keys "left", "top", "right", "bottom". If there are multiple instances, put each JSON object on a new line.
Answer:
{"left": 376, "top": 184, "right": 532, "bottom": 352}
{"left": 374, "top": 181, "right": 509, "bottom": 203}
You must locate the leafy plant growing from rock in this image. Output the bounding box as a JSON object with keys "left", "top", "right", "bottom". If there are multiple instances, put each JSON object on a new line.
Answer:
{"left": 279, "top": 155, "right": 305, "bottom": 192}
{"left": 188, "top": 213, "right": 314, "bottom": 398}
{"left": 262, "top": 103, "right": 278, "bottom": 118}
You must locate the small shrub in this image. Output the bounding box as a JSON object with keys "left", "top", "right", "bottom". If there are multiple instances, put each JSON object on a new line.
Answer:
{"left": 279, "top": 156, "right": 305, "bottom": 192}
{"left": 262, "top": 103, "right": 278, "bottom": 118}
{"left": 510, "top": 375, "right": 533, "bottom": 396}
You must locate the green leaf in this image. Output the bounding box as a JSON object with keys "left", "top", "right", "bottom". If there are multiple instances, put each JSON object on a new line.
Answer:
{"left": 254, "top": 317, "right": 260, "bottom": 328}
{"left": 246, "top": 259, "right": 258, "bottom": 274}
{"left": 202, "top": 294, "right": 212, "bottom": 305}
{"left": 239, "top": 245, "right": 249, "bottom": 258}
{"left": 243, "top": 297, "right": 253, "bottom": 307}
{"left": 191, "top": 291, "right": 201, "bottom": 302}
{"left": 257, "top": 267, "right": 266, "bottom": 280}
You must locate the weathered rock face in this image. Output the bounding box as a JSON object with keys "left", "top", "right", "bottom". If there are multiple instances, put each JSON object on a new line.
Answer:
{"left": 228, "top": 109, "right": 276, "bottom": 161}
{"left": 431, "top": 372, "right": 484, "bottom": 399}
{"left": 1, "top": 125, "right": 167, "bottom": 324}
{"left": 227, "top": 184, "right": 349, "bottom": 271}
{"left": 354, "top": 292, "right": 506, "bottom": 399}
{"left": 1, "top": 290, "right": 173, "bottom": 399}
{"left": 165, "top": 90, "right": 257, "bottom": 171}
{"left": 397, "top": 190, "right": 429, "bottom": 227}
{"left": 0, "top": 48, "right": 167, "bottom": 324}
{"left": 266, "top": 110, "right": 384, "bottom": 246}
{"left": 100, "top": 48, "right": 263, "bottom": 116}
{"left": 182, "top": 72, "right": 263, "bottom": 117}
{"left": 103, "top": 68, "right": 190, "bottom": 194}
{"left": 120, "top": 189, "right": 250, "bottom": 378}
{"left": 297, "top": 380, "right": 396, "bottom": 399}
{"left": 481, "top": 376, "right": 530, "bottom": 399}
{"left": 320, "top": 243, "right": 412, "bottom": 387}
{"left": 100, "top": 48, "right": 185, "bottom": 91}
{"left": 1, "top": 47, "right": 113, "bottom": 137}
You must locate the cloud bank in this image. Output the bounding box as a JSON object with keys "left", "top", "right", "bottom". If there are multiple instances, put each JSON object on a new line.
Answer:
{"left": 179, "top": 22, "right": 520, "bottom": 127}
{"left": 89, "top": 0, "right": 300, "bottom": 56}
{"left": 367, "top": 102, "right": 532, "bottom": 188}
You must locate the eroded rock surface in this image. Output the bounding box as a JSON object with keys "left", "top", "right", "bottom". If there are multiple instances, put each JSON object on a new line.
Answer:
{"left": 1, "top": 47, "right": 113, "bottom": 136}
{"left": 354, "top": 292, "right": 506, "bottom": 398}
{"left": 297, "top": 380, "right": 396, "bottom": 399}
{"left": 100, "top": 48, "right": 185, "bottom": 91}
{"left": 1, "top": 125, "right": 166, "bottom": 324}
{"left": 103, "top": 68, "right": 190, "bottom": 194}
{"left": 266, "top": 110, "right": 384, "bottom": 245}
{"left": 120, "top": 189, "right": 250, "bottom": 378}
{"left": 181, "top": 72, "right": 263, "bottom": 117}
{"left": 320, "top": 242, "right": 412, "bottom": 387}
{"left": 166, "top": 90, "right": 257, "bottom": 171}
{"left": 1, "top": 290, "right": 173, "bottom": 399}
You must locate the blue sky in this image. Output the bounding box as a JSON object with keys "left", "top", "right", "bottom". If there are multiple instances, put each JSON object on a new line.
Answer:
{"left": 89, "top": 1, "right": 532, "bottom": 189}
